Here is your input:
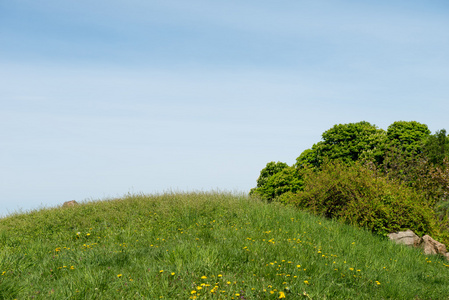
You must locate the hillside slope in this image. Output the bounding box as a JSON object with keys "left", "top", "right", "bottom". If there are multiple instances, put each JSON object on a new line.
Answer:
{"left": 1, "top": 192, "right": 449, "bottom": 299}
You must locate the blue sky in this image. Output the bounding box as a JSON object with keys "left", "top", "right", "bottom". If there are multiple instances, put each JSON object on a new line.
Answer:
{"left": 1, "top": 0, "right": 448, "bottom": 217}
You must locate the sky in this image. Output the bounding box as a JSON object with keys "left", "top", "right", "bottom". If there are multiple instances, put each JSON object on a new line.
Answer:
{"left": 1, "top": 0, "right": 448, "bottom": 217}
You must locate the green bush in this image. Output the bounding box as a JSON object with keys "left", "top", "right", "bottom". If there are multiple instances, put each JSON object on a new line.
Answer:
{"left": 295, "top": 121, "right": 387, "bottom": 168}
{"left": 422, "top": 129, "right": 449, "bottom": 167}
{"left": 253, "top": 161, "right": 289, "bottom": 189}
{"left": 386, "top": 121, "right": 430, "bottom": 157}
{"left": 286, "top": 161, "right": 440, "bottom": 239}
{"left": 250, "top": 166, "right": 304, "bottom": 201}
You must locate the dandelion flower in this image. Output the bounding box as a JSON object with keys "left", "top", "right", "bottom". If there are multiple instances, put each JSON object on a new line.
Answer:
{"left": 279, "top": 291, "right": 286, "bottom": 298}
{"left": 117, "top": 274, "right": 122, "bottom": 278}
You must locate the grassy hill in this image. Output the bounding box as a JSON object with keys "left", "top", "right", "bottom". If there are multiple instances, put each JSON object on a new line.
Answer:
{"left": 1, "top": 192, "right": 449, "bottom": 299}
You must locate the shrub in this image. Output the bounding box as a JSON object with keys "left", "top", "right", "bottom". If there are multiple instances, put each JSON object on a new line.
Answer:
{"left": 295, "top": 121, "right": 387, "bottom": 168}
{"left": 253, "top": 161, "right": 289, "bottom": 189}
{"left": 250, "top": 166, "right": 304, "bottom": 201}
{"left": 287, "top": 161, "right": 440, "bottom": 239}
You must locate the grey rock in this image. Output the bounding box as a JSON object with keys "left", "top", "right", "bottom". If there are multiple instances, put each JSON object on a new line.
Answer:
{"left": 418, "top": 235, "right": 447, "bottom": 256}
{"left": 388, "top": 229, "right": 420, "bottom": 247}
{"left": 389, "top": 230, "right": 449, "bottom": 261}
{"left": 63, "top": 200, "right": 78, "bottom": 207}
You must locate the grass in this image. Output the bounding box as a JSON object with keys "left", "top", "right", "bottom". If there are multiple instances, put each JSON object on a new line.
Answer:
{"left": 1, "top": 191, "right": 449, "bottom": 299}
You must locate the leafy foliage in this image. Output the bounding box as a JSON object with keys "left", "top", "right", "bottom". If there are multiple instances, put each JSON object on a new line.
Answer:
{"left": 289, "top": 161, "right": 439, "bottom": 238}
{"left": 295, "top": 121, "right": 386, "bottom": 168}
{"left": 254, "top": 161, "right": 289, "bottom": 188}
{"left": 423, "top": 129, "right": 449, "bottom": 167}
{"left": 382, "top": 136, "right": 449, "bottom": 206}
{"left": 385, "top": 121, "right": 430, "bottom": 157}
{"left": 250, "top": 166, "right": 303, "bottom": 201}
{"left": 252, "top": 120, "right": 449, "bottom": 242}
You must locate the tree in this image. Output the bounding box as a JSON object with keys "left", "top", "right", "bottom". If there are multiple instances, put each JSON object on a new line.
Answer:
{"left": 386, "top": 121, "right": 430, "bottom": 157}
{"left": 423, "top": 129, "right": 449, "bottom": 167}
{"left": 381, "top": 122, "right": 434, "bottom": 189}
{"left": 296, "top": 121, "right": 386, "bottom": 168}
{"left": 295, "top": 146, "right": 322, "bottom": 169}
{"left": 252, "top": 120, "right": 446, "bottom": 205}
{"left": 250, "top": 166, "right": 304, "bottom": 201}
{"left": 254, "top": 161, "right": 289, "bottom": 188}
{"left": 250, "top": 161, "right": 290, "bottom": 200}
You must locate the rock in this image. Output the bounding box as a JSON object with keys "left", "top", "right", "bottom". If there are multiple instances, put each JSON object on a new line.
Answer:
{"left": 388, "top": 229, "right": 420, "bottom": 247}
{"left": 388, "top": 230, "right": 449, "bottom": 261}
{"left": 418, "top": 235, "right": 447, "bottom": 256}
{"left": 63, "top": 200, "right": 78, "bottom": 207}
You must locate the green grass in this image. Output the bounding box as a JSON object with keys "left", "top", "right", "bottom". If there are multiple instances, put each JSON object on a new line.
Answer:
{"left": 1, "top": 192, "right": 449, "bottom": 299}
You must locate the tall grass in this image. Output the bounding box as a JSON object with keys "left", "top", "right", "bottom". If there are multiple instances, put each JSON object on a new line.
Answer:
{"left": 1, "top": 192, "right": 449, "bottom": 299}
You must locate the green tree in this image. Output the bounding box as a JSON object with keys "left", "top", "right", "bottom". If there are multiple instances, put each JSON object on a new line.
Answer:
{"left": 296, "top": 121, "right": 386, "bottom": 168}
{"left": 381, "top": 122, "right": 436, "bottom": 190}
{"left": 386, "top": 121, "right": 430, "bottom": 157}
{"left": 250, "top": 166, "right": 303, "bottom": 201}
{"left": 296, "top": 146, "right": 322, "bottom": 169}
{"left": 250, "top": 161, "right": 289, "bottom": 199}
{"left": 253, "top": 161, "right": 289, "bottom": 188}
{"left": 423, "top": 129, "right": 449, "bottom": 167}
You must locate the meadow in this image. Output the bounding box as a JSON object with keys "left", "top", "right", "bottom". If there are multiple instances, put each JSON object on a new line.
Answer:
{"left": 1, "top": 192, "right": 449, "bottom": 299}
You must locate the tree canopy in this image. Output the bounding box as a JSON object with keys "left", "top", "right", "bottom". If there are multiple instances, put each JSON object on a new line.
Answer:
{"left": 295, "top": 121, "right": 386, "bottom": 168}
{"left": 253, "top": 120, "right": 446, "bottom": 202}
{"left": 386, "top": 121, "right": 431, "bottom": 157}
{"left": 251, "top": 120, "right": 449, "bottom": 243}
